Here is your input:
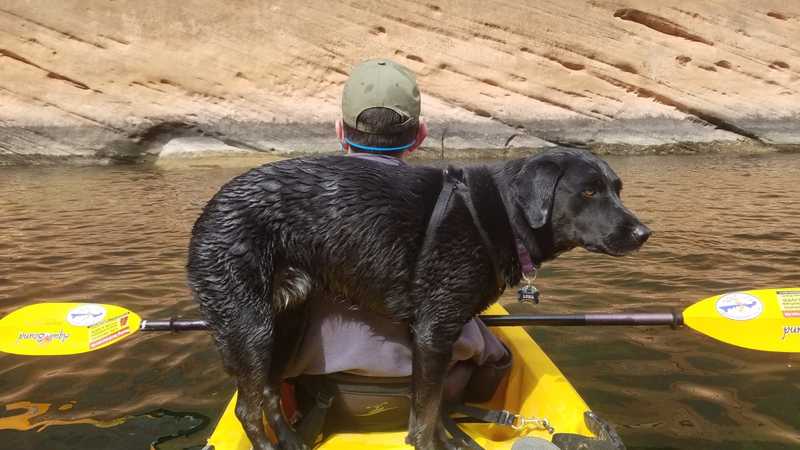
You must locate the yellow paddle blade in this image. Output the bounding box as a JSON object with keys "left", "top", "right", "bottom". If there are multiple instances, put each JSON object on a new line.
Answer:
{"left": 0, "top": 303, "right": 142, "bottom": 355}
{"left": 683, "top": 288, "right": 800, "bottom": 353}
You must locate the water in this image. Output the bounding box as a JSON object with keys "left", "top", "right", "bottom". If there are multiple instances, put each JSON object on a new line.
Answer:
{"left": 1, "top": 153, "right": 799, "bottom": 449}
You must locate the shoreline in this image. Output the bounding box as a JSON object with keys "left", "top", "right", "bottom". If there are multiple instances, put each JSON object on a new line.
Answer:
{"left": 1, "top": 117, "right": 798, "bottom": 166}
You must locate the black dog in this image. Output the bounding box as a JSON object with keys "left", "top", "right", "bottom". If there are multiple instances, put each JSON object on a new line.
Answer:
{"left": 187, "top": 148, "right": 649, "bottom": 450}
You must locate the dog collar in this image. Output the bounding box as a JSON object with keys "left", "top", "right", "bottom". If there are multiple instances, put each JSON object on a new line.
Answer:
{"left": 515, "top": 237, "right": 541, "bottom": 304}
{"left": 347, "top": 153, "right": 406, "bottom": 166}
{"left": 515, "top": 238, "right": 537, "bottom": 276}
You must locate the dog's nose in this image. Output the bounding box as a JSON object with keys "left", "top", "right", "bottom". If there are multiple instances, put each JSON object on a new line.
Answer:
{"left": 632, "top": 224, "right": 651, "bottom": 244}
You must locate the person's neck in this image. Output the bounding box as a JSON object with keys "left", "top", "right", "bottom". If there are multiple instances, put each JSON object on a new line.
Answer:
{"left": 346, "top": 152, "right": 407, "bottom": 165}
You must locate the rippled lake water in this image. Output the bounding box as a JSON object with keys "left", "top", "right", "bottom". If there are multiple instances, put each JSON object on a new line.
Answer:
{"left": 1, "top": 152, "right": 799, "bottom": 449}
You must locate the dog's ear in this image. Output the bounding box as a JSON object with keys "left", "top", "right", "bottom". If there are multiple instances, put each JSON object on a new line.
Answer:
{"left": 514, "top": 160, "right": 562, "bottom": 229}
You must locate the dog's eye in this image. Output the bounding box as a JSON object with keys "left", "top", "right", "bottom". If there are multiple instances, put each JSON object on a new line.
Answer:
{"left": 581, "top": 189, "right": 596, "bottom": 199}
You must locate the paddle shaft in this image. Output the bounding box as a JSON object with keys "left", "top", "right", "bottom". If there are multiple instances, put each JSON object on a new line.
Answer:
{"left": 479, "top": 312, "right": 683, "bottom": 327}
{"left": 140, "top": 312, "right": 684, "bottom": 332}
{"left": 141, "top": 319, "right": 208, "bottom": 331}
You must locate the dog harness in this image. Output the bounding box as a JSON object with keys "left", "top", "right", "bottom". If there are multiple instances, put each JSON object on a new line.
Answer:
{"left": 424, "top": 167, "right": 506, "bottom": 296}
{"left": 425, "top": 166, "right": 540, "bottom": 296}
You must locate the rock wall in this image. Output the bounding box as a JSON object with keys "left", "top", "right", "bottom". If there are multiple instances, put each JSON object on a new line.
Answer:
{"left": 1, "top": 0, "right": 798, "bottom": 164}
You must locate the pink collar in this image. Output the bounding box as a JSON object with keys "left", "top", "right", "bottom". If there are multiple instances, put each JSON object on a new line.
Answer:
{"left": 515, "top": 238, "right": 536, "bottom": 275}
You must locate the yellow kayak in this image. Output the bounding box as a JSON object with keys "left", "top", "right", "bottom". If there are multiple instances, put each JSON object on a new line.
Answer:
{"left": 204, "top": 304, "right": 622, "bottom": 449}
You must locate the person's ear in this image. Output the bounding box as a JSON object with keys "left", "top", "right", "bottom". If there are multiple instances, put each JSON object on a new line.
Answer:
{"left": 335, "top": 118, "right": 349, "bottom": 153}
{"left": 406, "top": 117, "right": 428, "bottom": 154}
{"left": 417, "top": 118, "right": 428, "bottom": 145}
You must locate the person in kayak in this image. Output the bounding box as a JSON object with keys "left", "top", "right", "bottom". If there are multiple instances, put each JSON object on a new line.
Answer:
{"left": 281, "top": 59, "right": 511, "bottom": 442}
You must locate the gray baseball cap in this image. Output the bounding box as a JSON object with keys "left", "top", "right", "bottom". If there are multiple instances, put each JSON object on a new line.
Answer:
{"left": 342, "top": 59, "right": 421, "bottom": 133}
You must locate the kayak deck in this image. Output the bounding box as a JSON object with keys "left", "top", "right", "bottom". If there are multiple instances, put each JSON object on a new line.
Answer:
{"left": 205, "top": 303, "right": 599, "bottom": 449}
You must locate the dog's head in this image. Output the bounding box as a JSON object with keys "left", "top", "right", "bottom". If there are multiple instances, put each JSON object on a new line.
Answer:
{"left": 507, "top": 149, "right": 650, "bottom": 261}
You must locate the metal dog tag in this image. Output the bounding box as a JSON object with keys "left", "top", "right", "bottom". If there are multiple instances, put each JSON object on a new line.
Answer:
{"left": 517, "top": 285, "right": 540, "bottom": 304}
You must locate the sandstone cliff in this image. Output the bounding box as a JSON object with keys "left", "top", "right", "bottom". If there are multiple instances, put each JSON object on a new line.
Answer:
{"left": 1, "top": 0, "right": 798, "bottom": 164}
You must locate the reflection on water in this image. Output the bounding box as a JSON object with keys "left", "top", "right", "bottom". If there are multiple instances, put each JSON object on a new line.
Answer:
{"left": 0, "top": 400, "right": 124, "bottom": 431}
{"left": 0, "top": 400, "right": 207, "bottom": 449}
{"left": 1, "top": 153, "right": 799, "bottom": 449}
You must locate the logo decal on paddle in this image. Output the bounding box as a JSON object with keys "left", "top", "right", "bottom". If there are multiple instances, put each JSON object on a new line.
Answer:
{"left": 715, "top": 293, "right": 763, "bottom": 321}
{"left": 67, "top": 304, "right": 107, "bottom": 327}
{"left": 17, "top": 330, "right": 70, "bottom": 345}
{"left": 777, "top": 290, "right": 800, "bottom": 318}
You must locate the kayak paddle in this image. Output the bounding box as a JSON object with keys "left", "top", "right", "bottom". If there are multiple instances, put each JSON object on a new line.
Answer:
{"left": 1, "top": 288, "right": 798, "bottom": 356}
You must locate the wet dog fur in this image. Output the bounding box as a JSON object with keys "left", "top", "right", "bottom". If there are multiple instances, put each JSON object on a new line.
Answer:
{"left": 187, "top": 148, "right": 650, "bottom": 450}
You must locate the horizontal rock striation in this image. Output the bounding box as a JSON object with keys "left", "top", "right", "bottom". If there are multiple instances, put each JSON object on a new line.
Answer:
{"left": 0, "top": 1, "right": 798, "bottom": 164}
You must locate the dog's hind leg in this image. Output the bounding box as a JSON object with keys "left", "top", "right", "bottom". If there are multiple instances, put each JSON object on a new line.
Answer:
{"left": 228, "top": 311, "right": 307, "bottom": 450}
{"left": 221, "top": 310, "right": 277, "bottom": 450}
{"left": 235, "top": 266, "right": 313, "bottom": 450}
{"left": 191, "top": 250, "right": 307, "bottom": 449}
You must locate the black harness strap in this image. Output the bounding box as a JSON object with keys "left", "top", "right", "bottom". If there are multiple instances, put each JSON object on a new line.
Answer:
{"left": 441, "top": 412, "right": 484, "bottom": 450}
{"left": 455, "top": 172, "right": 505, "bottom": 295}
{"left": 421, "top": 168, "right": 458, "bottom": 254}
{"left": 296, "top": 383, "right": 335, "bottom": 446}
{"left": 449, "top": 403, "right": 517, "bottom": 426}
{"left": 442, "top": 403, "right": 531, "bottom": 450}
{"left": 423, "top": 168, "right": 505, "bottom": 295}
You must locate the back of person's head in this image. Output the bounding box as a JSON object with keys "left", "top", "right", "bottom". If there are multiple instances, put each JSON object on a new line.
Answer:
{"left": 339, "top": 59, "right": 424, "bottom": 157}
